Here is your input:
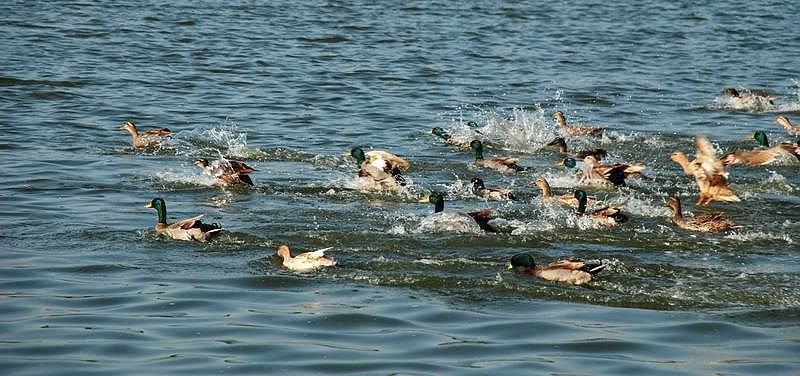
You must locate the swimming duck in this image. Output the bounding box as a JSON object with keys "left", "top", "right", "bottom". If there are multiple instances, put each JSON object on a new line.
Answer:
{"left": 574, "top": 190, "right": 627, "bottom": 228}
{"left": 431, "top": 127, "right": 460, "bottom": 145}
{"left": 551, "top": 111, "right": 604, "bottom": 137}
{"left": 722, "top": 87, "right": 778, "bottom": 106}
{"left": 471, "top": 177, "right": 515, "bottom": 201}
{"left": 775, "top": 116, "right": 800, "bottom": 136}
{"left": 470, "top": 140, "right": 528, "bottom": 173}
{"left": 346, "top": 147, "right": 411, "bottom": 189}
{"left": 669, "top": 136, "right": 740, "bottom": 205}
{"left": 547, "top": 137, "right": 608, "bottom": 161}
{"left": 194, "top": 158, "right": 257, "bottom": 186}
{"left": 144, "top": 198, "right": 223, "bottom": 242}
{"left": 665, "top": 196, "right": 741, "bottom": 233}
{"left": 119, "top": 121, "right": 173, "bottom": 148}
{"left": 719, "top": 131, "right": 800, "bottom": 166}
{"left": 507, "top": 253, "right": 607, "bottom": 285}
{"left": 276, "top": 245, "right": 336, "bottom": 273}
{"left": 556, "top": 156, "right": 646, "bottom": 186}
{"left": 534, "top": 178, "right": 593, "bottom": 208}
{"left": 419, "top": 192, "right": 496, "bottom": 232}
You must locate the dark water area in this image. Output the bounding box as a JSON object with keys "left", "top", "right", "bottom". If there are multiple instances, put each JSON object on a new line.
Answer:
{"left": 1, "top": 1, "right": 799, "bottom": 374}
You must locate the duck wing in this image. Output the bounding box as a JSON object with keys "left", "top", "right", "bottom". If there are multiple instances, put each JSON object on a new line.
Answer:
{"left": 227, "top": 160, "right": 257, "bottom": 174}
{"left": 720, "top": 149, "right": 780, "bottom": 166}
{"left": 466, "top": 209, "right": 497, "bottom": 232}
{"left": 695, "top": 136, "right": 740, "bottom": 205}
{"left": 169, "top": 214, "right": 205, "bottom": 230}
{"left": 140, "top": 128, "right": 173, "bottom": 137}
{"left": 366, "top": 151, "right": 411, "bottom": 171}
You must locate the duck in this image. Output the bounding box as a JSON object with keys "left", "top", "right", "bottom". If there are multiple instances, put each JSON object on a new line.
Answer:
{"left": 419, "top": 192, "right": 496, "bottom": 232}
{"left": 430, "top": 127, "right": 460, "bottom": 145}
{"left": 574, "top": 190, "right": 627, "bottom": 229}
{"left": 471, "top": 177, "right": 515, "bottom": 201}
{"left": 507, "top": 253, "right": 607, "bottom": 285}
{"left": 546, "top": 137, "right": 608, "bottom": 161}
{"left": 119, "top": 121, "right": 173, "bottom": 148}
{"left": 665, "top": 196, "right": 741, "bottom": 233}
{"left": 276, "top": 245, "right": 336, "bottom": 273}
{"left": 551, "top": 111, "right": 604, "bottom": 137}
{"left": 194, "top": 158, "right": 257, "bottom": 186}
{"left": 669, "top": 136, "right": 740, "bottom": 205}
{"left": 144, "top": 198, "right": 223, "bottom": 242}
{"left": 346, "top": 147, "right": 411, "bottom": 189}
{"left": 556, "top": 156, "right": 646, "bottom": 186}
{"left": 469, "top": 140, "right": 528, "bottom": 173}
{"left": 719, "top": 131, "right": 800, "bottom": 166}
{"left": 775, "top": 116, "right": 800, "bottom": 136}
{"left": 722, "top": 87, "right": 778, "bottom": 107}
{"left": 534, "top": 178, "right": 593, "bottom": 208}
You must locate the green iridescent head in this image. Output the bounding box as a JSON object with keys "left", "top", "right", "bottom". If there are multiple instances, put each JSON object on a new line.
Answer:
{"left": 431, "top": 127, "right": 451, "bottom": 140}
{"left": 470, "top": 140, "right": 484, "bottom": 159}
{"left": 349, "top": 147, "right": 366, "bottom": 165}
{"left": 749, "top": 131, "right": 769, "bottom": 147}
{"left": 508, "top": 253, "right": 535, "bottom": 270}
{"left": 145, "top": 197, "right": 167, "bottom": 224}
{"left": 419, "top": 192, "right": 445, "bottom": 213}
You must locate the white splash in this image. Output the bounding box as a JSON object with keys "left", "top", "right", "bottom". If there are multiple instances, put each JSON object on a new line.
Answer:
{"left": 415, "top": 212, "right": 484, "bottom": 234}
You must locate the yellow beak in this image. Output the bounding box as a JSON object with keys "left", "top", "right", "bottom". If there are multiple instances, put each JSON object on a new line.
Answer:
{"left": 506, "top": 263, "right": 514, "bottom": 270}
{"left": 144, "top": 203, "right": 153, "bottom": 208}
{"left": 554, "top": 159, "right": 565, "bottom": 167}
{"left": 341, "top": 152, "right": 352, "bottom": 157}
{"left": 418, "top": 197, "right": 430, "bottom": 203}
{"left": 745, "top": 133, "right": 756, "bottom": 140}
{"left": 460, "top": 143, "right": 470, "bottom": 149}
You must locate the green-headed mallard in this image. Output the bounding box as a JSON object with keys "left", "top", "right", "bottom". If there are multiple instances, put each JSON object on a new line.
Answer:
{"left": 144, "top": 198, "right": 223, "bottom": 242}
{"left": 547, "top": 137, "right": 607, "bottom": 161}
{"left": 507, "top": 253, "right": 607, "bottom": 285}
{"left": 431, "top": 127, "right": 460, "bottom": 145}
{"left": 470, "top": 140, "right": 527, "bottom": 173}
{"left": 276, "top": 245, "right": 336, "bottom": 273}
{"left": 119, "top": 121, "right": 173, "bottom": 148}
{"left": 194, "top": 158, "right": 257, "bottom": 186}
{"left": 556, "top": 156, "right": 646, "bottom": 186}
{"left": 552, "top": 111, "right": 604, "bottom": 137}
{"left": 534, "top": 178, "right": 593, "bottom": 208}
{"left": 776, "top": 116, "right": 800, "bottom": 136}
{"left": 670, "top": 136, "right": 740, "bottom": 205}
{"left": 722, "top": 87, "right": 778, "bottom": 106}
{"left": 471, "top": 177, "right": 515, "bottom": 201}
{"left": 346, "top": 147, "right": 411, "bottom": 189}
{"left": 575, "top": 190, "right": 627, "bottom": 228}
{"left": 419, "top": 192, "right": 496, "bottom": 232}
{"left": 720, "top": 131, "right": 800, "bottom": 166}
{"left": 665, "top": 196, "right": 741, "bottom": 233}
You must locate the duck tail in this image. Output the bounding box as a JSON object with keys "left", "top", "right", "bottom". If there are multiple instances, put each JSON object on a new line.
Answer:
{"left": 580, "top": 262, "right": 607, "bottom": 275}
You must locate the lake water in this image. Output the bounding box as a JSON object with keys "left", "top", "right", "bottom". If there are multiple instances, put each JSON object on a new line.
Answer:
{"left": 2, "top": 1, "right": 800, "bottom": 374}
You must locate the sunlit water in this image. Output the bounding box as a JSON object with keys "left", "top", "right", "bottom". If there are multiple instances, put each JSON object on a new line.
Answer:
{"left": 2, "top": 1, "right": 799, "bottom": 374}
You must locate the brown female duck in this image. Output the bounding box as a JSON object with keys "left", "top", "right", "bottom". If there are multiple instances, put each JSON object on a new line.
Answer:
{"left": 119, "top": 121, "right": 173, "bottom": 148}
{"left": 669, "top": 136, "right": 740, "bottom": 205}
{"left": 665, "top": 196, "right": 741, "bottom": 233}
{"left": 551, "top": 111, "right": 604, "bottom": 137}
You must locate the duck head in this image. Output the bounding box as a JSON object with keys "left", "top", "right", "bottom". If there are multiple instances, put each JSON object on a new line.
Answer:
{"left": 193, "top": 158, "right": 210, "bottom": 168}
{"left": 276, "top": 245, "right": 291, "bottom": 260}
{"left": 145, "top": 197, "right": 167, "bottom": 224}
{"left": 469, "top": 140, "right": 484, "bottom": 159}
{"left": 722, "top": 87, "right": 741, "bottom": 97}
{"left": 508, "top": 253, "right": 535, "bottom": 271}
{"left": 747, "top": 131, "right": 769, "bottom": 147}
{"left": 431, "top": 127, "right": 451, "bottom": 141}
{"left": 346, "top": 147, "right": 367, "bottom": 165}
{"left": 419, "top": 192, "right": 445, "bottom": 213}
{"left": 119, "top": 121, "right": 137, "bottom": 133}
{"left": 471, "top": 177, "right": 485, "bottom": 190}
{"left": 574, "top": 190, "right": 588, "bottom": 214}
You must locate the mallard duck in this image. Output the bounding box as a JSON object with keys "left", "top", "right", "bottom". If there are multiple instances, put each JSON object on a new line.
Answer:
{"left": 144, "top": 198, "right": 223, "bottom": 242}
{"left": 194, "top": 158, "right": 257, "bottom": 186}
{"left": 419, "top": 192, "right": 496, "bottom": 232}
{"left": 722, "top": 87, "right": 778, "bottom": 106}
{"left": 534, "top": 178, "right": 593, "bottom": 208}
{"left": 346, "top": 147, "right": 411, "bottom": 189}
{"left": 507, "top": 253, "right": 607, "bottom": 285}
{"left": 669, "top": 136, "right": 740, "bottom": 205}
{"left": 665, "top": 196, "right": 741, "bottom": 233}
{"left": 119, "top": 121, "right": 173, "bottom": 148}
{"left": 471, "top": 177, "right": 515, "bottom": 201}
{"left": 276, "top": 245, "right": 336, "bottom": 273}
{"left": 574, "top": 190, "right": 627, "bottom": 228}
{"left": 551, "top": 111, "right": 604, "bottom": 137}
{"left": 431, "top": 127, "right": 461, "bottom": 145}
{"left": 775, "top": 116, "right": 800, "bottom": 136}
{"left": 547, "top": 137, "right": 608, "bottom": 161}
{"left": 469, "top": 140, "right": 528, "bottom": 173}
{"left": 556, "top": 156, "right": 646, "bottom": 186}
{"left": 720, "top": 131, "right": 800, "bottom": 166}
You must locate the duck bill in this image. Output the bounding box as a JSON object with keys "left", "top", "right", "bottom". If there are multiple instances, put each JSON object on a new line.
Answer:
{"left": 745, "top": 133, "right": 756, "bottom": 140}
{"left": 553, "top": 159, "right": 565, "bottom": 167}
{"left": 506, "top": 263, "right": 514, "bottom": 270}
{"left": 144, "top": 202, "right": 153, "bottom": 208}
{"left": 341, "top": 152, "right": 352, "bottom": 157}
{"left": 418, "top": 197, "right": 430, "bottom": 203}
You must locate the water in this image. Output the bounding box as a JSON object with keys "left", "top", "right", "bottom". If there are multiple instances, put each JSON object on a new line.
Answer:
{"left": 2, "top": 1, "right": 800, "bottom": 374}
